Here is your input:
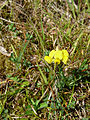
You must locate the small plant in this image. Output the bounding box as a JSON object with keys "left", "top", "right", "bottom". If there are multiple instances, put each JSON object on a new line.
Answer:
{"left": 43, "top": 47, "right": 89, "bottom": 119}
{"left": 10, "top": 34, "right": 33, "bottom": 70}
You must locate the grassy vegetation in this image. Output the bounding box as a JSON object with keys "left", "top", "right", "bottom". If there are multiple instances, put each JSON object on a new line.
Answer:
{"left": 0, "top": 0, "right": 90, "bottom": 119}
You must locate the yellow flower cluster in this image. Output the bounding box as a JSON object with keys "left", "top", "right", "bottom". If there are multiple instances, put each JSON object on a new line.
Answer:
{"left": 44, "top": 49, "right": 69, "bottom": 64}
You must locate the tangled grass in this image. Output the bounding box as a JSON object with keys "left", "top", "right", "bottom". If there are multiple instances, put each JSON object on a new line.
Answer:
{"left": 0, "top": 0, "right": 90, "bottom": 119}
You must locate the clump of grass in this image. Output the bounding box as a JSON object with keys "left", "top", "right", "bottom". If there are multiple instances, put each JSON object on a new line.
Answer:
{"left": 0, "top": 0, "right": 89, "bottom": 119}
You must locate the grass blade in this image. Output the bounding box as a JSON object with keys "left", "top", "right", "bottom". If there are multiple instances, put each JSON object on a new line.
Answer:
{"left": 37, "top": 63, "right": 48, "bottom": 84}
{"left": 71, "top": 32, "right": 83, "bottom": 55}
{"left": 18, "top": 35, "right": 32, "bottom": 63}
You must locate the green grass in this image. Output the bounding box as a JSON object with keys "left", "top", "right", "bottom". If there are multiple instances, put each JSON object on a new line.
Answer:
{"left": 0, "top": 0, "right": 90, "bottom": 119}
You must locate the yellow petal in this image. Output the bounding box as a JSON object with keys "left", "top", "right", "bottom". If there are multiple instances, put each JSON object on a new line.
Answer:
{"left": 54, "top": 50, "right": 63, "bottom": 60}
{"left": 62, "top": 56, "right": 68, "bottom": 64}
{"left": 44, "top": 56, "right": 52, "bottom": 64}
{"left": 49, "top": 50, "right": 55, "bottom": 58}
{"left": 62, "top": 50, "right": 69, "bottom": 57}
{"left": 53, "top": 58, "right": 60, "bottom": 64}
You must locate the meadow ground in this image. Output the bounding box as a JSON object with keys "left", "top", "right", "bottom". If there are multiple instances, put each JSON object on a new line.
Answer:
{"left": 0, "top": 0, "right": 90, "bottom": 119}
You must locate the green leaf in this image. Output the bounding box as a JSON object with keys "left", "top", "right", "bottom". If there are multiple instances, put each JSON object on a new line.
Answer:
{"left": 82, "top": 118, "right": 88, "bottom": 120}
{"left": 31, "top": 99, "right": 35, "bottom": 105}
{"left": 21, "top": 81, "right": 29, "bottom": 87}
{"left": 38, "top": 102, "right": 48, "bottom": 109}
{"left": 79, "top": 59, "right": 88, "bottom": 70}
{"left": 11, "top": 44, "right": 17, "bottom": 58}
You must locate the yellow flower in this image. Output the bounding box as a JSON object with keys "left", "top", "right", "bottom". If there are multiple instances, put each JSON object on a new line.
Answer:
{"left": 44, "top": 49, "right": 69, "bottom": 65}
{"left": 62, "top": 50, "right": 69, "bottom": 64}
{"left": 53, "top": 58, "right": 60, "bottom": 64}
{"left": 44, "top": 56, "right": 52, "bottom": 64}
{"left": 54, "top": 50, "right": 63, "bottom": 60}
{"left": 62, "top": 56, "right": 68, "bottom": 64}
{"left": 49, "top": 50, "right": 55, "bottom": 58}
{"left": 62, "top": 50, "right": 69, "bottom": 57}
